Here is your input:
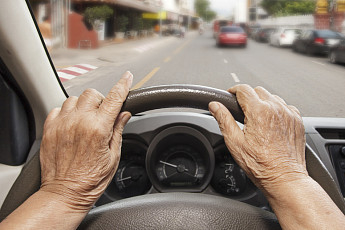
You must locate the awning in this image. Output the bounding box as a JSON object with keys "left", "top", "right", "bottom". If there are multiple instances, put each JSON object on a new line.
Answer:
{"left": 142, "top": 11, "right": 167, "bottom": 20}
{"left": 72, "top": 0, "right": 160, "bottom": 13}
{"left": 115, "top": 0, "right": 160, "bottom": 13}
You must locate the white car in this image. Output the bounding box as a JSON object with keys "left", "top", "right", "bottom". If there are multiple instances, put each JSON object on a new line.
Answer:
{"left": 269, "top": 28, "right": 302, "bottom": 47}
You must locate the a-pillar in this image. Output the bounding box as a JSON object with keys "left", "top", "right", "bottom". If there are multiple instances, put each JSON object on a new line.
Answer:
{"left": 314, "top": 13, "right": 331, "bottom": 29}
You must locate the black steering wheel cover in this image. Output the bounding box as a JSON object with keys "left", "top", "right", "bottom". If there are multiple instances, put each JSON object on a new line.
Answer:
{"left": 121, "top": 85, "right": 245, "bottom": 123}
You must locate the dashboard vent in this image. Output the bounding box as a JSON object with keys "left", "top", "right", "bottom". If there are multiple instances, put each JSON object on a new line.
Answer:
{"left": 316, "top": 129, "right": 345, "bottom": 140}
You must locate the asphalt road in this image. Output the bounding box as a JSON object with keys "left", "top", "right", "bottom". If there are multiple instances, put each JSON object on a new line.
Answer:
{"left": 61, "top": 30, "right": 345, "bottom": 117}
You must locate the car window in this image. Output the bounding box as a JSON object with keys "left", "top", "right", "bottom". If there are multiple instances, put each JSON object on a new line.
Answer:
{"left": 284, "top": 29, "right": 300, "bottom": 35}
{"left": 316, "top": 30, "right": 340, "bottom": 38}
{"left": 27, "top": 0, "right": 345, "bottom": 118}
{"left": 220, "top": 27, "right": 244, "bottom": 33}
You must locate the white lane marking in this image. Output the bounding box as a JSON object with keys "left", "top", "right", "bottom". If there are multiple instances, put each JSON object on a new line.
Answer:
{"left": 64, "top": 67, "right": 89, "bottom": 74}
{"left": 57, "top": 72, "right": 77, "bottom": 79}
{"left": 311, "top": 60, "right": 325, "bottom": 66}
{"left": 78, "top": 64, "right": 97, "bottom": 69}
{"left": 231, "top": 73, "right": 240, "bottom": 83}
{"left": 224, "top": 59, "right": 228, "bottom": 64}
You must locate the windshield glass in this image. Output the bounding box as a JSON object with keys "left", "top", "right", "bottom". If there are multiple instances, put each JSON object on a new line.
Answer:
{"left": 316, "top": 30, "right": 341, "bottom": 38}
{"left": 28, "top": 0, "right": 345, "bottom": 117}
{"left": 220, "top": 26, "right": 244, "bottom": 33}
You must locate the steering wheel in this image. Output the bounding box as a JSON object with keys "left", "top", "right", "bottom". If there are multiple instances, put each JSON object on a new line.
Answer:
{"left": 1, "top": 85, "right": 344, "bottom": 230}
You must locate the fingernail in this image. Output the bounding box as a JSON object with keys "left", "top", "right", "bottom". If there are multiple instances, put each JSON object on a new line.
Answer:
{"left": 124, "top": 71, "right": 133, "bottom": 88}
{"left": 122, "top": 112, "right": 132, "bottom": 124}
{"left": 209, "top": 102, "right": 219, "bottom": 114}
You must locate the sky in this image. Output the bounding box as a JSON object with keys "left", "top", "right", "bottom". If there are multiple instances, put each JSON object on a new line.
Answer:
{"left": 209, "top": 0, "right": 236, "bottom": 18}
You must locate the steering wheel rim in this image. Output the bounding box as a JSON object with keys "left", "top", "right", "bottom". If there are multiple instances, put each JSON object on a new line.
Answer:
{"left": 1, "top": 85, "right": 344, "bottom": 229}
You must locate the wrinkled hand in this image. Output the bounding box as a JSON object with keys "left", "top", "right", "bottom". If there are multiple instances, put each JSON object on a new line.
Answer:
{"left": 39, "top": 71, "right": 133, "bottom": 211}
{"left": 209, "top": 85, "right": 308, "bottom": 195}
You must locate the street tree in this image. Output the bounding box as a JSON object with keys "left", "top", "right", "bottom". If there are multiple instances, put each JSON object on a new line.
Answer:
{"left": 260, "top": 0, "right": 316, "bottom": 16}
{"left": 195, "top": 0, "right": 217, "bottom": 22}
{"left": 84, "top": 5, "right": 114, "bottom": 29}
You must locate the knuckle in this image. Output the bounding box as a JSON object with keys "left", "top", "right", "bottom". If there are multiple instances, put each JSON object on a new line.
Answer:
{"left": 84, "top": 88, "right": 98, "bottom": 95}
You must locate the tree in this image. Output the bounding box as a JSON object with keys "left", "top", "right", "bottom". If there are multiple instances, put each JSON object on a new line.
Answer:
{"left": 260, "top": 0, "right": 316, "bottom": 16}
{"left": 84, "top": 5, "right": 114, "bottom": 29}
{"left": 195, "top": 0, "right": 217, "bottom": 22}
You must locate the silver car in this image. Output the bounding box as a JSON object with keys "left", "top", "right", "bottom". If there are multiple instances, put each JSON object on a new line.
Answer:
{"left": 269, "top": 28, "right": 302, "bottom": 47}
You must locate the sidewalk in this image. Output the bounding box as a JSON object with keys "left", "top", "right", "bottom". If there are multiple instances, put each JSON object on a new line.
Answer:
{"left": 50, "top": 34, "right": 180, "bottom": 69}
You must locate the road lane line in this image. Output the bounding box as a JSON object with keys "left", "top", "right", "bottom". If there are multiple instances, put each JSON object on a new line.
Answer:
{"left": 131, "top": 67, "right": 160, "bottom": 90}
{"left": 164, "top": 57, "right": 171, "bottom": 63}
{"left": 311, "top": 60, "right": 326, "bottom": 66}
{"left": 173, "top": 39, "right": 192, "bottom": 55}
{"left": 224, "top": 59, "right": 228, "bottom": 64}
{"left": 231, "top": 73, "right": 240, "bottom": 83}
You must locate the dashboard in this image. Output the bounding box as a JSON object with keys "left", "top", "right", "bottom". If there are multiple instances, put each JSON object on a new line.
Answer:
{"left": 95, "top": 112, "right": 345, "bottom": 209}
{"left": 96, "top": 112, "right": 267, "bottom": 208}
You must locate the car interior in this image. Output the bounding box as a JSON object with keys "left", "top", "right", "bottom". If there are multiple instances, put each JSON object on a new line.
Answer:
{"left": 0, "top": 1, "right": 345, "bottom": 229}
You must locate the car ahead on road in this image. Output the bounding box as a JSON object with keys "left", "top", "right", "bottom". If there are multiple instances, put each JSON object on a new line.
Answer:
{"left": 292, "top": 29, "right": 343, "bottom": 56}
{"left": 216, "top": 26, "right": 247, "bottom": 48}
{"left": 1, "top": 1, "right": 345, "bottom": 229}
{"left": 269, "top": 28, "right": 302, "bottom": 47}
{"left": 329, "top": 39, "right": 345, "bottom": 64}
{"left": 213, "top": 19, "right": 233, "bottom": 38}
{"left": 255, "top": 28, "right": 275, "bottom": 43}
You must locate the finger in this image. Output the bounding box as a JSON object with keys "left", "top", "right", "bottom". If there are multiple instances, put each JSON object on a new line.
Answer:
{"left": 76, "top": 88, "right": 105, "bottom": 111}
{"left": 288, "top": 105, "right": 301, "bottom": 116}
{"left": 273, "top": 95, "right": 287, "bottom": 105}
{"left": 254, "top": 86, "right": 273, "bottom": 101}
{"left": 109, "top": 112, "right": 132, "bottom": 164}
{"left": 228, "top": 84, "right": 261, "bottom": 115}
{"left": 60, "top": 96, "right": 78, "bottom": 115}
{"left": 209, "top": 102, "right": 245, "bottom": 154}
{"left": 44, "top": 107, "right": 61, "bottom": 129}
{"left": 99, "top": 71, "right": 133, "bottom": 124}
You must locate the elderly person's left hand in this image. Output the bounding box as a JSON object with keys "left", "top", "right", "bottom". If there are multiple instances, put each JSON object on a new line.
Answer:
{"left": 40, "top": 71, "right": 133, "bottom": 211}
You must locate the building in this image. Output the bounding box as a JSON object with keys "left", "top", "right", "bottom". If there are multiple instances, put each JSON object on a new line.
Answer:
{"left": 247, "top": 0, "right": 267, "bottom": 23}
{"left": 234, "top": 0, "right": 248, "bottom": 23}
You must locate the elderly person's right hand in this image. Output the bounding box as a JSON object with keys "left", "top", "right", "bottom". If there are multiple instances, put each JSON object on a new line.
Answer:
{"left": 209, "top": 85, "right": 308, "bottom": 194}
{"left": 209, "top": 85, "right": 345, "bottom": 230}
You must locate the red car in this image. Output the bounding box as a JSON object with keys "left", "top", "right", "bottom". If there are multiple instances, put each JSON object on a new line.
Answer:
{"left": 216, "top": 26, "right": 247, "bottom": 48}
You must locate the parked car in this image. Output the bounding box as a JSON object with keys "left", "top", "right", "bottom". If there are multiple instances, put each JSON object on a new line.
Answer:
{"left": 216, "top": 26, "right": 247, "bottom": 48}
{"left": 250, "top": 28, "right": 260, "bottom": 40}
{"left": 269, "top": 28, "right": 302, "bottom": 47}
{"left": 329, "top": 39, "right": 345, "bottom": 64}
{"left": 292, "top": 29, "right": 343, "bottom": 55}
{"left": 255, "top": 28, "right": 275, "bottom": 43}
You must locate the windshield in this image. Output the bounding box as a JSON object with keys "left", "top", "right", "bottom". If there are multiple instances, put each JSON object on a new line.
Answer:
{"left": 316, "top": 30, "right": 341, "bottom": 38}
{"left": 220, "top": 26, "right": 244, "bottom": 33}
{"left": 28, "top": 0, "right": 345, "bottom": 118}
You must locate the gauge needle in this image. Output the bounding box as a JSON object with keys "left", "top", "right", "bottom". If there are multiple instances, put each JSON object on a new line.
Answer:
{"left": 159, "top": 161, "right": 189, "bottom": 171}
{"left": 117, "top": 176, "right": 132, "bottom": 182}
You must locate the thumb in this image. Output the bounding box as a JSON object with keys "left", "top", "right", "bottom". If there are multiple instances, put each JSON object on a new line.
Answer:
{"left": 209, "top": 102, "right": 245, "bottom": 151}
{"left": 109, "top": 112, "right": 132, "bottom": 157}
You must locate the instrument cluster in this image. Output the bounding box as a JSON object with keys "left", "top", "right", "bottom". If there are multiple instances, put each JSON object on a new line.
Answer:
{"left": 100, "top": 125, "right": 258, "bottom": 205}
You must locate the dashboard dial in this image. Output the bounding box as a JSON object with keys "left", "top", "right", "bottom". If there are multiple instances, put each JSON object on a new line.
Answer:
{"left": 211, "top": 145, "right": 247, "bottom": 196}
{"left": 105, "top": 139, "right": 151, "bottom": 199}
{"left": 155, "top": 145, "right": 205, "bottom": 186}
{"left": 114, "top": 160, "right": 150, "bottom": 198}
{"left": 146, "top": 126, "right": 214, "bottom": 192}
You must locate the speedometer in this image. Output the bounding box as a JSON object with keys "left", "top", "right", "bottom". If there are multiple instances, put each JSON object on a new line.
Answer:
{"left": 146, "top": 126, "right": 214, "bottom": 192}
{"left": 155, "top": 145, "right": 205, "bottom": 186}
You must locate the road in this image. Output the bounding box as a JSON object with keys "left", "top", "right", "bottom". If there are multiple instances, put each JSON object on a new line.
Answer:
{"left": 59, "top": 30, "right": 345, "bottom": 117}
